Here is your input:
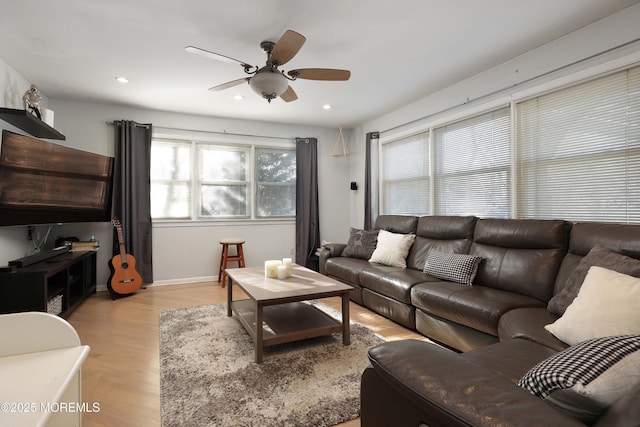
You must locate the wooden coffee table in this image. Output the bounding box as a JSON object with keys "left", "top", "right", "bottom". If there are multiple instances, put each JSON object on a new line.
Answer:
{"left": 226, "top": 264, "right": 352, "bottom": 363}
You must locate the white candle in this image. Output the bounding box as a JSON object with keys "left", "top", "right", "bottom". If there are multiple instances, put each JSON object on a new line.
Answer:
{"left": 277, "top": 264, "right": 288, "bottom": 279}
{"left": 282, "top": 258, "right": 292, "bottom": 277}
{"left": 264, "top": 260, "right": 281, "bottom": 278}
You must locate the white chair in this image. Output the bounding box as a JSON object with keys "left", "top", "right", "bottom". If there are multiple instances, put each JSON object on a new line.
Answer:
{"left": 0, "top": 312, "right": 90, "bottom": 427}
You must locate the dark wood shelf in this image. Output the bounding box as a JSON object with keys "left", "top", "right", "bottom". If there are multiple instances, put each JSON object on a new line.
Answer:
{"left": 0, "top": 251, "right": 96, "bottom": 318}
{"left": 0, "top": 107, "right": 65, "bottom": 140}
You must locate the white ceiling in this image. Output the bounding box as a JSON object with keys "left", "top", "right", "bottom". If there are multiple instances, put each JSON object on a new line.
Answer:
{"left": 1, "top": 0, "right": 638, "bottom": 128}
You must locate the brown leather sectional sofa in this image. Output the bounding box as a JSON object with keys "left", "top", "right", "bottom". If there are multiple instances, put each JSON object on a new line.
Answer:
{"left": 318, "top": 215, "right": 640, "bottom": 426}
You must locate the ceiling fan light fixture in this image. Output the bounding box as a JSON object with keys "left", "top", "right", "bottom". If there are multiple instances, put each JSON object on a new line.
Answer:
{"left": 249, "top": 69, "right": 288, "bottom": 102}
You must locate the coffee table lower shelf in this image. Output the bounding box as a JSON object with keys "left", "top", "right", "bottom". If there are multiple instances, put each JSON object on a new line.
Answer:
{"left": 230, "top": 299, "right": 345, "bottom": 360}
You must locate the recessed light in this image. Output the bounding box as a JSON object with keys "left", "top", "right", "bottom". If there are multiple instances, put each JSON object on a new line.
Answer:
{"left": 115, "top": 77, "right": 129, "bottom": 83}
{"left": 322, "top": 104, "right": 332, "bottom": 110}
{"left": 234, "top": 95, "right": 244, "bottom": 101}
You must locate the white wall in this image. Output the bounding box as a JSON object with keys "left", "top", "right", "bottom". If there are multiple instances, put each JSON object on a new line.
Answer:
{"left": 352, "top": 3, "right": 640, "bottom": 227}
{"left": 0, "top": 91, "right": 352, "bottom": 289}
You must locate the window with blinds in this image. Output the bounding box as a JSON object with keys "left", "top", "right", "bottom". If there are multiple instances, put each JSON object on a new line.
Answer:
{"left": 516, "top": 66, "right": 640, "bottom": 223}
{"left": 434, "top": 107, "right": 511, "bottom": 217}
{"left": 381, "top": 132, "right": 430, "bottom": 215}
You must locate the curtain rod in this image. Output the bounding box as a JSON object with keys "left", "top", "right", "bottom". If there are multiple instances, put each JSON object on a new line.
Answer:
{"left": 105, "top": 120, "right": 151, "bottom": 129}
{"left": 379, "top": 37, "right": 640, "bottom": 135}
{"left": 106, "top": 121, "right": 295, "bottom": 141}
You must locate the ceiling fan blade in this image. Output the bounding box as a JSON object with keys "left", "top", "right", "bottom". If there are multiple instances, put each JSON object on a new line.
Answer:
{"left": 288, "top": 68, "right": 351, "bottom": 81}
{"left": 209, "top": 78, "right": 250, "bottom": 91}
{"left": 280, "top": 85, "right": 298, "bottom": 102}
{"left": 270, "top": 30, "right": 306, "bottom": 66}
{"left": 185, "top": 46, "right": 250, "bottom": 67}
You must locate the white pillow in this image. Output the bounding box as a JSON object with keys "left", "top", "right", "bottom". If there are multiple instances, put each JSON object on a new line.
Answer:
{"left": 545, "top": 266, "right": 640, "bottom": 345}
{"left": 368, "top": 230, "right": 416, "bottom": 268}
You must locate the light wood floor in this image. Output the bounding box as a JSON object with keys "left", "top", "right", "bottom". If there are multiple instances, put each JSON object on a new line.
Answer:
{"left": 66, "top": 281, "right": 427, "bottom": 427}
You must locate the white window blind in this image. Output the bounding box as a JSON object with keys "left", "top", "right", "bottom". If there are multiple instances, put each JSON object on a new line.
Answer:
{"left": 381, "top": 132, "right": 430, "bottom": 215}
{"left": 516, "top": 66, "right": 640, "bottom": 223}
{"left": 434, "top": 107, "right": 511, "bottom": 217}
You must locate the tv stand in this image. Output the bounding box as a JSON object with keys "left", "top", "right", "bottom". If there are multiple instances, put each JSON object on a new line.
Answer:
{"left": 0, "top": 251, "right": 96, "bottom": 318}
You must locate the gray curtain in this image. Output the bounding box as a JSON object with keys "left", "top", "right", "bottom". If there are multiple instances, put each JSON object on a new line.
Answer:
{"left": 364, "top": 132, "right": 379, "bottom": 230}
{"left": 112, "top": 120, "right": 153, "bottom": 284}
{"left": 295, "top": 137, "right": 320, "bottom": 270}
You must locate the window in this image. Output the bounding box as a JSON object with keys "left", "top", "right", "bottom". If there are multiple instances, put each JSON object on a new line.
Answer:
{"left": 198, "top": 145, "right": 250, "bottom": 218}
{"left": 434, "top": 107, "right": 511, "bottom": 218}
{"left": 255, "top": 148, "right": 296, "bottom": 217}
{"left": 381, "top": 132, "right": 430, "bottom": 215}
{"left": 379, "top": 63, "right": 640, "bottom": 224}
{"left": 150, "top": 137, "right": 295, "bottom": 220}
{"left": 516, "top": 67, "right": 640, "bottom": 222}
{"left": 150, "top": 140, "right": 191, "bottom": 219}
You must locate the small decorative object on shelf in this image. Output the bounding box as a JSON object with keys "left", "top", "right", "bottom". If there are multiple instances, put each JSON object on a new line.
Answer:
{"left": 22, "top": 84, "right": 42, "bottom": 119}
{"left": 71, "top": 241, "right": 100, "bottom": 251}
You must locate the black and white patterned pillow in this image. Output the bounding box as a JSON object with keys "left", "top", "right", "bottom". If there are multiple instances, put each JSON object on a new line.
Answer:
{"left": 518, "top": 335, "right": 640, "bottom": 420}
{"left": 423, "top": 251, "right": 483, "bottom": 285}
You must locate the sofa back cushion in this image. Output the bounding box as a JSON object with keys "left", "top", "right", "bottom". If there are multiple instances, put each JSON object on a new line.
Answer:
{"left": 470, "top": 219, "right": 571, "bottom": 301}
{"left": 374, "top": 215, "right": 418, "bottom": 234}
{"left": 406, "top": 216, "right": 477, "bottom": 270}
{"left": 553, "top": 222, "right": 640, "bottom": 296}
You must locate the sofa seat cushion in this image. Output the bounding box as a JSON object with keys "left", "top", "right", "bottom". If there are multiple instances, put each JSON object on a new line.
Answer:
{"left": 325, "top": 257, "right": 369, "bottom": 285}
{"left": 412, "top": 282, "right": 545, "bottom": 336}
{"left": 360, "top": 264, "right": 430, "bottom": 303}
{"left": 462, "top": 338, "right": 558, "bottom": 384}
{"left": 498, "top": 307, "right": 567, "bottom": 352}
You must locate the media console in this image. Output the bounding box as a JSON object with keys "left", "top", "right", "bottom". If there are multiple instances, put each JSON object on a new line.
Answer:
{"left": 0, "top": 250, "right": 96, "bottom": 318}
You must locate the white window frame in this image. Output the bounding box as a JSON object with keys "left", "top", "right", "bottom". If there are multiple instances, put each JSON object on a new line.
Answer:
{"left": 150, "top": 133, "right": 295, "bottom": 222}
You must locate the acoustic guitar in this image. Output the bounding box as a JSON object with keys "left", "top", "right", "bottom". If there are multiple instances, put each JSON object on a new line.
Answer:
{"left": 108, "top": 218, "right": 143, "bottom": 296}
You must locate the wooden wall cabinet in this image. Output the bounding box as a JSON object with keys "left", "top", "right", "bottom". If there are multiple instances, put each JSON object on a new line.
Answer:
{"left": 0, "top": 251, "right": 96, "bottom": 318}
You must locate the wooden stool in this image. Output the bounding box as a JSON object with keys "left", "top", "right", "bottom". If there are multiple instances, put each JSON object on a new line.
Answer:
{"left": 218, "top": 238, "right": 246, "bottom": 287}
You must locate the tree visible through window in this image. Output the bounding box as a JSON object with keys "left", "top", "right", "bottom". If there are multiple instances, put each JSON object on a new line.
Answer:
{"left": 256, "top": 149, "right": 296, "bottom": 217}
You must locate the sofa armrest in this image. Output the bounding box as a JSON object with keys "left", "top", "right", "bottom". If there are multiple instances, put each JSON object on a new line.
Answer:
{"left": 318, "top": 243, "right": 347, "bottom": 275}
{"left": 363, "top": 340, "right": 585, "bottom": 427}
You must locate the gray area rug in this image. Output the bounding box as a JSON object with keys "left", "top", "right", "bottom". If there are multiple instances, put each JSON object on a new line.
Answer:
{"left": 160, "top": 302, "right": 385, "bottom": 427}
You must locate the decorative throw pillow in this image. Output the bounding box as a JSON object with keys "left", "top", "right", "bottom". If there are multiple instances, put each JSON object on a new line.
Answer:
{"left": 518, "top": 335, "right": 640, "bottom": 423}
{"left": 368, "top": 230, "right": 416, "bottom": 268}
{"left": 545, "top": 266, "right": 640, "bottom": 345}
{"left": 341, "top": 228, "right": 379, "bottom": 260}
{"left": 423, "top": 251, "right": 483, "bottom": 285}
{"left": 548, "top": 244, "right": 640, "bottom": 316}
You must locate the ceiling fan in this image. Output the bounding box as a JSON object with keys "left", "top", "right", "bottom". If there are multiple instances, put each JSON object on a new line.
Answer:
{"left": 185, "top": 30, "right": 351, "bottom": 103}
